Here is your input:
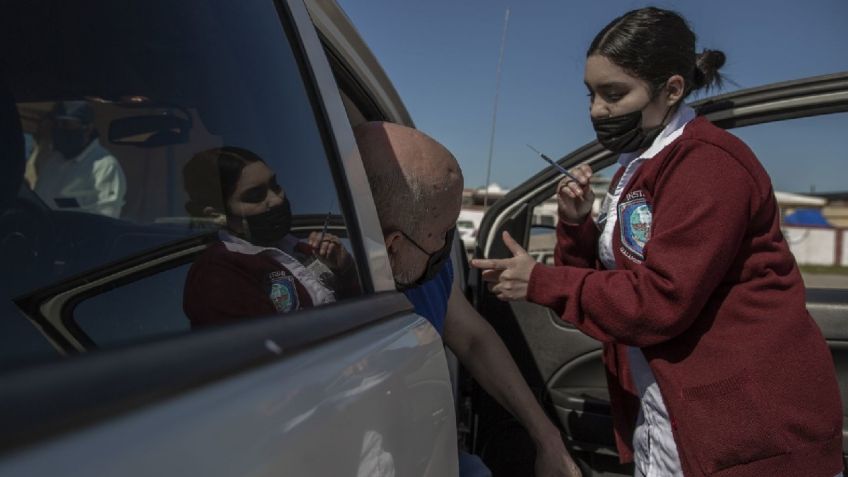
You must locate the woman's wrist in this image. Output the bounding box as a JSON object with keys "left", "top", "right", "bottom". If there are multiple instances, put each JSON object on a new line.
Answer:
{"left": 558, "top": 213, "right": 588, "bottom": 226}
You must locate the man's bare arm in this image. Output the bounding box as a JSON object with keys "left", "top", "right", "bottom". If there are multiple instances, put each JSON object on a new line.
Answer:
{"left": 442, "top": 282, "right": 581, "bottom": 477}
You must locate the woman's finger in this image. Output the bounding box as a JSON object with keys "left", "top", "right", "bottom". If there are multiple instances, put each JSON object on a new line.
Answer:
{"left": 491, "top": 282, "right": 502, "bottom": 295}
{"left": 558, "top": 187, "right": 573, "bottom": 200}
{"left": 307, "top": 232, "right": 319, "bottom": 248}
{"left": 471, "top": 258, "right": 510, "bottom": 270}
{"left": 566, "top": 164, "right": 588, "bottom": 182}
{"left": 567, "top": 181, "right": 584, "bottom": 198}
{"left": 557, "top": 178, "right": 574, "bottom": 193}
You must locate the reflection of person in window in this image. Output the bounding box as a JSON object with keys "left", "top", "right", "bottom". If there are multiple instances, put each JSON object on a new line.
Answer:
{"left": 31, "top": 101, "right": 126, "bottom": 218}
{"left": 182, "top": 146, "right": 356, "bottom": 327}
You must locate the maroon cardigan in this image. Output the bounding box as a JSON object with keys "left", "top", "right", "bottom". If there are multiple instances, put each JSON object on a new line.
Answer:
{"left": 184, "top": 241, "right": 314, "bottom": 327}
{"left": 527, "top": 117, "right": 843, "bottom": 476}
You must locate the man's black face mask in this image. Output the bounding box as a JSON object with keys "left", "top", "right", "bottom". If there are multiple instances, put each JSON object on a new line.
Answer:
{"left": 52, "top": 124, "right": 90, "bottom": 158}
{"left": 395, "top": 226, "right": 455, "bottom": 291}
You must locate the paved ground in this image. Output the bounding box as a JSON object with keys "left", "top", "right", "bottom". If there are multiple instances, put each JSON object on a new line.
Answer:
{"left": 802, "top": 273, "right": 848, "bottom": 289}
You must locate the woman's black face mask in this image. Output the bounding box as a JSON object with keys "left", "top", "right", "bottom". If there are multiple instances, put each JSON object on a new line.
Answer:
{"left": 239, "top": 197, "right": 293, "bottom": 247}
{"left": 591, "top": 108, "right": 666, "bottom": 154}
{"left": 395, "top": 226, "right": 455, "bottom": 291}
{"left": 590, "top": 81, "right": 679, "bottom": 154}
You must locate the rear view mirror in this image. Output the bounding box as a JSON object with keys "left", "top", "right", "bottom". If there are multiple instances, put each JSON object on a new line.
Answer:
{"left": 108, "top": 111, "right": 191, "bottom": 147}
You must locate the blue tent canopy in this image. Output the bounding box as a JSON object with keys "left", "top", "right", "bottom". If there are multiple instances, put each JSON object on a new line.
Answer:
{"left": 784, "top": 208, "right": 831, "bottom": 227}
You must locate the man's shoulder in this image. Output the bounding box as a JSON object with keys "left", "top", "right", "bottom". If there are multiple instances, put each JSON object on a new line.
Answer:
{"left": 89, "top": 146, "right": 122, "bottom": 171}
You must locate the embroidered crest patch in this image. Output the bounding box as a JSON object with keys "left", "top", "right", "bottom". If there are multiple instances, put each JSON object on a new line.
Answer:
{"left": 268, "top": 272, "right": 298, "bottom": 313}
{"left": 618, "top": 197, "right": 652, "bottom": 260}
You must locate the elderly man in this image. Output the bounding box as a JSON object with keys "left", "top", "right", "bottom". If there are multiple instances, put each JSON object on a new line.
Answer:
{"left": 31, "top": 101, "right": 126, "bottom": 218}
{"left": 355, "top": 121, "right": 581, "bottom": 477}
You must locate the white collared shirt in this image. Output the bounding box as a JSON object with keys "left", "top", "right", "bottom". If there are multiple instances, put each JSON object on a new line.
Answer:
{"left": 33, "top": 139, "right": 126, "bottom": 218}
{"left": 597, "top": 105, "right": 696, "bottom": 271}
{"left": 595, "top": 105, "right": 696, "bottom": 477}
{"left": 219, "top": 230, "right": 336, "bottom": 307}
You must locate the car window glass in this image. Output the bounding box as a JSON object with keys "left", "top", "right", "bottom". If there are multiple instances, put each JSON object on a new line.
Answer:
{"left": 73, "top": 264, "right": 193, "bottom": 348}
{"left": 0, "top": 0, "right": 364, "bottom": 366}
{"left": 731, "top": 112, "right": 848, "bottom": 289}
{"left": 527, "top": 163, "right": 614, "bottom": 263}
{"left": 340, "top": 90, "right": 368, "bottom": 127}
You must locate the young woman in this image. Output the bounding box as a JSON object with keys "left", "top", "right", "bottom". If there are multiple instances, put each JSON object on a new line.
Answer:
{"left": 181, "top": 146, "right": 356, "bottom": 327}
{"left": 473, "top": 7, "right": 843, "bottom": 477}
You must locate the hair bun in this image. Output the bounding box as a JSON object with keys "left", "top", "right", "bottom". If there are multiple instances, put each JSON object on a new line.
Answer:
{"left": 694, "top": 49, "right": 726, "bottom": 91}
{"left": 698, "top": 49, "right": 726, "bottom": 71}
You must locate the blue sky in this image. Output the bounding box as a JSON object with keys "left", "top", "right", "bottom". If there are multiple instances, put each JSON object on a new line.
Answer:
{"left": 337, "top": 0, "right": 848, "bottom": 193}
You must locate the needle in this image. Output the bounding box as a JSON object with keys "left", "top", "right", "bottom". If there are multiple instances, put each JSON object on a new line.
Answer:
{"left": 318, "top": 209, "right": 332, "bottom": 245}
{"left": 526, "top": 144, "right": 580, "bottom": 182}
{"left": 318, "top": 199, "right": 336, "bottom": 247}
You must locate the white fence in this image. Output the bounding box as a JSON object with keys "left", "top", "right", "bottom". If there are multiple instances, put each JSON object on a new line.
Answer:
{"left": 782, "top": 226, "right": 846, "bottom": 266}
{"left": 843, "top": 229, "right": 848, "bottom": 267}
{"left": 526, "top": 224, "right": 846, "bottom": 267}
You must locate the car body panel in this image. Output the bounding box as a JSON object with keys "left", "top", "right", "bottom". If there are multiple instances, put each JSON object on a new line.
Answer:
{"left": 0, "top": 314, "right": 458, "bottom": 477}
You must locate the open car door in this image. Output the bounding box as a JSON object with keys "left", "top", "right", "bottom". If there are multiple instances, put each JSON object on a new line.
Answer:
{"left": 470, "top": 72, "right": 848, "bottom": 475}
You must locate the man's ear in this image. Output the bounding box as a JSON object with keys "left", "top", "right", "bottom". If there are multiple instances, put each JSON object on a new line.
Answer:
{"left": 384, "top": 230, "right": 403, "bottom": 254}
{"left": 665, "top": 74, "right": 685, "bottom": 105}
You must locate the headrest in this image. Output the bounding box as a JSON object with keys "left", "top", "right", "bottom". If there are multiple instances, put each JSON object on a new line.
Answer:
{"left": 56, "top": 100, "right": 94, "bottom": 125}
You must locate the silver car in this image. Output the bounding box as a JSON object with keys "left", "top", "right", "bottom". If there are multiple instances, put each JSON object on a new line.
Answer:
{"left": 1, "top": 0, "right": 846, "bottom": 475}
{"left": 0, "top": 0, "right": 458, "bottom": 475}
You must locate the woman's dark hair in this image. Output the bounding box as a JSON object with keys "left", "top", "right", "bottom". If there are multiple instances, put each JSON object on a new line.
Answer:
{"left": 183, "top": 146, "right": 264, "bottom": 216}
{"left": 588, "top": 7, "right": 725, "bottom": 98}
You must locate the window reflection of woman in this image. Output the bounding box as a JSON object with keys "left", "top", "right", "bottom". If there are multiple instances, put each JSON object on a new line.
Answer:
{"left": 182, "top": 146, "right": 355, "bottom": 327}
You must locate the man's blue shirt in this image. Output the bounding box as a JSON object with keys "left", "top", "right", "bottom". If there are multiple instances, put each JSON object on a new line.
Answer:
{"left": 402, "top": 260, "right": 493, "bottom": 477}
{"left": 402, "top": 260, "right": 453, "bottom": 336}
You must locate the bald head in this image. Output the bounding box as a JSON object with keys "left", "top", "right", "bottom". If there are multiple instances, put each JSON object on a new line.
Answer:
{"left": 355, "top": 122, "right": 463, "bottom": 236}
